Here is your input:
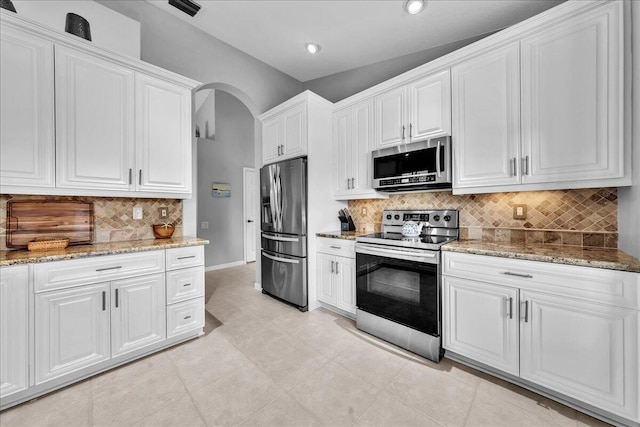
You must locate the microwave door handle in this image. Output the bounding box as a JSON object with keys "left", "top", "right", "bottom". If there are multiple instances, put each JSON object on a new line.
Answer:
{"left": 436, "top": 140, "right": 442, "bottom": 178}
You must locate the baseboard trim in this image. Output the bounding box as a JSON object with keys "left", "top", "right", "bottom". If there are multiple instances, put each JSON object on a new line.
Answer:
{"left": 205, "top": 261, "right": 245, "bottom": 272}
{"left": 254, "top": 282, "right": 262, "bottom": 291}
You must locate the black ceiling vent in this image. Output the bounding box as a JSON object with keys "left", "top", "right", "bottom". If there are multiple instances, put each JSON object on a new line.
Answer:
{"left": 169, "top": 0, "right": 201, "bottom": 17}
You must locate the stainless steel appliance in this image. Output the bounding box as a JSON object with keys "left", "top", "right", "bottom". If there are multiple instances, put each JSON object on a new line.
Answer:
{"left": 372, "top": 136, "right": 452, "bottom": 192}
{"left": 355, "top": 209, "right": 459, "bottom": 362}
{"left": 260, "top": 157, "right": 308, "bottom": 311}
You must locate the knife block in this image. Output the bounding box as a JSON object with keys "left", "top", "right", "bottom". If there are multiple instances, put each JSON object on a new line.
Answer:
{"left": 340, "top": 217, "right": 356, "bottom": 232}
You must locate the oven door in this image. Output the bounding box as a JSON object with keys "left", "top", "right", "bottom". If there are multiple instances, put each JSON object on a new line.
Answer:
{"left": 355, "top": 243, "right": 440, "bottom": 336}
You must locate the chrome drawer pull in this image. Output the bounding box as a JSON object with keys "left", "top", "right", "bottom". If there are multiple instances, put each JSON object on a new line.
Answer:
{"left": 96, "top": 266, "right": 122, "bottom": 272}
{"left": 183, "top": 283, "right": 191, "bottom": 287}
{"left": 330, "top": 245, "right": 341, "bottom": 249}
{"left": 177, "top": 255, "right": 196, "bottom": 260}
{"left": 184, "top": 315, "right": 192, "bottom": 320}
{"left": 502, "top": 271, "right": 533, "bottom": 279}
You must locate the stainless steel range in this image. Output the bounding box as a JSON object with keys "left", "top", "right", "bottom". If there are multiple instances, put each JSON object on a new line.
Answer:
{"left": 355, "top": 209, "right": 459, "bottom": 362}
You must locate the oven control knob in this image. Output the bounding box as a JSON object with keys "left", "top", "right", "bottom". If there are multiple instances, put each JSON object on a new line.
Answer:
{"left": 433, "top": 215, "right": 440, "bottom": 221}
{"left": 444, "top": 215, "right": 451, "bottom": 222}
{"left": 386, "top": 214, "right": 392, "bottom": 220}
{"left": 394, "top": 214, "right": 400, "bottom": 220}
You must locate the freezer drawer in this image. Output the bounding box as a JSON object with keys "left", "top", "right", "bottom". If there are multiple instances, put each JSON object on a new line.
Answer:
{"left": 261, "top": 249, "right": 307, "bottom": 310}
{"left": 261, "top": 232, "right": 307, "bottom": 257}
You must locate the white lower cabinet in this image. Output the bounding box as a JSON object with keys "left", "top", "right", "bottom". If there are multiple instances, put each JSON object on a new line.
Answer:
{"left": 442, "top": 251, "right": 640, "bottom": 424}
{"left": 111, "top": 274, "right": 166, "bottom": 357}
{"left": 2, "top": 245, "right": 206, "bottom": 410}
{"left": 0, "top": 265, "right": 29, "bottom": 400}
{"left": 35, "top": 282, "right": 111, "bottom": 384}
{"left": 316, "top": 238, "right": 356, "bottom": 316}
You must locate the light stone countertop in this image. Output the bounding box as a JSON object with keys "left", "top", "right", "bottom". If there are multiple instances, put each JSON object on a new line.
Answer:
{"left": 0, "top": 237, "right": 209, "bottom": 267}
{"left": 443, "top": 240, "right": 640, "bottom": 273}
{"left": 316, "top": 231, "right": 370, "bottom": 241}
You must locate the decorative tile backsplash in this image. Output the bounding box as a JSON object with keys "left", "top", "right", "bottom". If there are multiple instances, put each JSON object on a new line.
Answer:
{"left": 348, "top": 188, "right": 618, "bottom": 248}
{"left": 1, "top": 195, "right": 183, "bottom": 250}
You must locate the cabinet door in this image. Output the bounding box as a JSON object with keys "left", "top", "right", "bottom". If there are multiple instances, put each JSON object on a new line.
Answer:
{"left": 374, "top": 87, "right": 406, "bottom": 149}
{"left": 443, "top": 276, "right": 519, "bottom": 376}
{"left": 452, "top": 42, "right": 521, "bottom": 189}
{"left": 352, "top": 99, "right": 374, "bottom": 193}
{"left": 111, "top": 273, "right": 166, "bottom": 357}
{"left": 0, "top": 265, "right": 29, "bottom": 399}
{"left": 520, "top": 290, "right": 638, "bottom": 420}
{"left": 316, "top": 253, "right": 337, "bottom": 306}
{"left": 55, "top": 46, "right": 135, "bottom": 191}
{"left": 521, "top": 2, "right": 623, "bottom": 184}
{"left": 0, "top": 27, "right": 55, "bottom": 188}
{"left": 262, "top": 115, "right": 281, "bottom": 165}
{"left": 332, "top": 108, "right": 352, "bottom": 196}
{"left": 335, "top": 257, "right": 356, "bottom": 315}
{"left": 282, "top": 102, "right": 307, "bottom": 158}
{"left": 409, "top": 70, "right": 451, "bottom": 142}
{"left": 136, "top": 73, "right": 192, "bottom": 194}
{"left": 35, "top": 283, "right": 111, "bottom": 385}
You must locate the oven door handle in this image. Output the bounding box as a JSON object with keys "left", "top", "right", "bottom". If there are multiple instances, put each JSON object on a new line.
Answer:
{"left": 356, "top": 244, "right": 437, "bottom": 263}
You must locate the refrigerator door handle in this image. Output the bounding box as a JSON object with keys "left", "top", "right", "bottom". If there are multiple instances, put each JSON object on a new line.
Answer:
{"left": 263, "top": 251, "right": 300, "bottom": 264}
{"left": 262, "top": 234, "right": 300, "bottom": 243}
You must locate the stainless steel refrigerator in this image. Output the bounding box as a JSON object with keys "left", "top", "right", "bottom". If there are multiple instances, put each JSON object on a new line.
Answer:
{"left": 260, "top": 156, "right": 308, "bottom": 311}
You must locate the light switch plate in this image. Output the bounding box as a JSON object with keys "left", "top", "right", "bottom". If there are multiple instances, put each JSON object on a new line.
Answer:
{"left": 133, "top": 207, "right": 143, "bottom": 220}
{"left": 513, "top": 204, "right": 527, "bottom": 220}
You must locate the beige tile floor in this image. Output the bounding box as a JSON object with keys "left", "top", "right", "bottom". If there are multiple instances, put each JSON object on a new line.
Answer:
{"left": 0, "top": 263, "right": 612, "bottom": 427}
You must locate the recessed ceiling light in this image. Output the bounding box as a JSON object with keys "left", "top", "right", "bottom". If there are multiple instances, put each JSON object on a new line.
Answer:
{"left": 305, "top": 42, "right": 321, "bottom": 55}
{"left": 403, "top": 0, "right": 426, "bottom": 15}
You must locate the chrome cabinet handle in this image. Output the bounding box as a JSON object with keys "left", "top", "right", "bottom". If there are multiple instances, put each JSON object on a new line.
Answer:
{"left": 335, "top": 262, "right": 339, "bottom": 274}
{"left": 502, "top": 271, "right": 533, "bottom": 279}
{"left": 96, "top": 266, "right": 122, "bottom": 272}
{"left": 347, "top": 178, "right": 351, "bottom": 189}
{"left": 401, "top": 125, "right": 405, "bottom": 140}
{"left": 511, "top": 158, "right": 516, "bottom": 177}
{"left": 178, "top": 255, "right": 196, "bottom": 260}
{"left": 129, "top": 168, "right": 132, "bottom": 185}
{"left": 522, "top": 156, "right": 529, "bottom": 175}
{"left": 139, "top": 169, "right": 142, "bottom": 185}
{"left": 522, "top": 300, "right": 529, "bottom": 323}
{"left": 507, "top": 297, "right": 513, "bottom": 319}
{"left": 409, "top": 123, "right": 412, "bottom": 139}
{"left": 102, "top": 291, "right": 106, "bottom": 311}
{"left": 351, "top": 178, "right": 355, "bottom": 188}
{"left": 115, "top": 288, "right": 119, "bottom": 308}
{"left": 331, "top": 261, "right": 335, "bottom": 273}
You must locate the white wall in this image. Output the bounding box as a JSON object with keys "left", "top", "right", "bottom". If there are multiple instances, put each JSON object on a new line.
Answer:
{"left": 195, "top": 90, "right": 216, "bottom": 139}
{"left": 197, "top": 91, "right": 255, "bottom": 269}
{"left": 618, "top": 1, "right": 640, "bottom": 258}
{"left": 12, "top": 0, "right": 140, "bottom": 58}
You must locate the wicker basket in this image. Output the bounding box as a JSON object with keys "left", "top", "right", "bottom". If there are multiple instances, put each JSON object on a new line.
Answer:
{"left": 27, "top": 238, "right": 70, "bottom": 251}
{"left": 152, "top": 223, "right": 175, "bottom": 239}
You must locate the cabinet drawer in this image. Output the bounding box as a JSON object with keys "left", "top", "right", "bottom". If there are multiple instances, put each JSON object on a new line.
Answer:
{"left": 33, "top": 250, "right": 165, "bottom": 293}
{"left": 443, "top": 252, "right": 640, "bottom": 310}
{"left": 167, "top": 297, "right": 204, "bottom": 338}
{"left": 166, "top": 266, "right": 204, "bottom": 304}
{"left": 166, "top": 246, "right": 204, "bottom": 271}
{"left": 316, "top": 237, "right": 355, "bottom": 258}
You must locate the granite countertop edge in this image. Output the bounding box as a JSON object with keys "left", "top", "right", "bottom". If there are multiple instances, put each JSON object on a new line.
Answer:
{"left": 442, "top": 241, "right": 640, "bottom": 273}
{"left": 0, "top": 237, "right": 210, "bottom": 267}
{"left": 316, "top": 231, "right": 368, "bottom": 241}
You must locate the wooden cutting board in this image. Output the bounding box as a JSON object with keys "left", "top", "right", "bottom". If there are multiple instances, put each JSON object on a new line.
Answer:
{"left": 6, "top": 200, "right": 94, "bottom": 248}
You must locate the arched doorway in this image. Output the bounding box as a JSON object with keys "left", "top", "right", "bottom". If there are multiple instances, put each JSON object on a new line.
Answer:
{"left": 184, "top": 83, "right": 261, "bottom": 273}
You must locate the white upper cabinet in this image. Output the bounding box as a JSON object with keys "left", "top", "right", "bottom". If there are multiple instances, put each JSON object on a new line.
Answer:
{"left": 0, "top": 26, "right": 54, "bottom": 188}
{"left": 520, "top": 1, "right": 623, "bottom": 184}
{"left": 260, "top": 100, "right": 307, "bottom": 165}
{"left": 135, "top": 73, "right": 192, "bottom": 194}
{"left": 374, "top": 86, "right": 407, "bottom": 149}
{"left": 452, "top": 42, "right": 521, "bottom": 189}
{"left": 374, "top": 70, "right": 451, "bottom": 150}
{"left": 55, "top": 46, "right": 135, "bottom": 191}
{"left": 332, "top": 99, "right": 386, "bottom": 200}
{"left": 408, "top": 70, "right": 451, "bottom": 142}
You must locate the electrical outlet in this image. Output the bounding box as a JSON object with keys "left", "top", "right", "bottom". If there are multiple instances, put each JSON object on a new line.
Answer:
{"left": 201, "top": 221, "right": 209, "bottom": 229}
{"left": 158, "top": 207, "right": 168, "bottom": 219}
{"left": 133, "top": 207, "right": 143, "bottom": 220}
{"left": 362, "top": 208, "right": 367, "bottom": 215}
{"left": 513, "top": 204, "right": 527, "bottom": 220}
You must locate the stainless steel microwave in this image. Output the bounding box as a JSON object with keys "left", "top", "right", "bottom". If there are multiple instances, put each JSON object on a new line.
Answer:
{"left": 372, "top": 136, "right": 452, "bottom": 192}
